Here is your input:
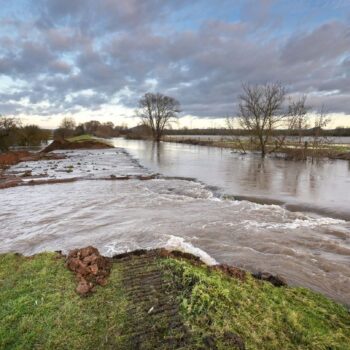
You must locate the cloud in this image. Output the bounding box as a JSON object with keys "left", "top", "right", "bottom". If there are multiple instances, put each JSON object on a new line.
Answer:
{"left": 0, "top": 0, "right": 350, "bottom": 125}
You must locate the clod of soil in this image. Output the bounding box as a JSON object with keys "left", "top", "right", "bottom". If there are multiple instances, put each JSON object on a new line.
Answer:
{"left": 212, "top": 264, "right": 246, "bottom": 281}
{"left": 252, "top": 271, "right": 287, "bottom": 287}
{"left": 66, "top": 246, "right": 112, "bottom": 296}
{"left": 42, "top": 139, "right": 113, "bottom": 153}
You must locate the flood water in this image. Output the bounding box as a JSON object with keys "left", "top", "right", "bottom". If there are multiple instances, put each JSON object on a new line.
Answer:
{"left": 114, "top": 138, "right": 350, "bottom": 220}
{"left": 1, "top": 140, "right": 350, "bottom": 305}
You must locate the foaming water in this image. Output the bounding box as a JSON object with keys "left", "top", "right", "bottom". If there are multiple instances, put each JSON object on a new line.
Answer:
{"left": 1, "top": 166, "right": 350, "bottom": 304}
{"left": 6, "top": 148, "right": 152, "bottom": 181}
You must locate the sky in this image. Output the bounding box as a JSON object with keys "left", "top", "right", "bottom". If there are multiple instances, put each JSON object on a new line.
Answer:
{"left": 0, "top": 0, "right": 350, "bottom": 129}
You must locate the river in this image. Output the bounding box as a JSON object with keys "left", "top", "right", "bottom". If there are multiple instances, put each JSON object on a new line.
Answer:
{"left": 0, "top": 138, "right": 349, "bottom": 305}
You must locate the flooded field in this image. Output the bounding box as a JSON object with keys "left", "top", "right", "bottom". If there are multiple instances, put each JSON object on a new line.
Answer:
{"left": 1, "top": 144, "right": 350, "bottom": 305}
{"left": 114, "top": 138, "right": 350, "bottom": 220}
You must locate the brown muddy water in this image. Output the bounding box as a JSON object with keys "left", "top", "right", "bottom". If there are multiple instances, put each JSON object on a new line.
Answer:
{"left": 1, "top": 140, "right": 350, "bottom": 305}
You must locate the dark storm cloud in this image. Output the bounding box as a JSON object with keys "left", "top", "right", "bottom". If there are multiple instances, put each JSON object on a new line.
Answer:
{"left": 0, "top": 0, "right": 350, "bottom": 119}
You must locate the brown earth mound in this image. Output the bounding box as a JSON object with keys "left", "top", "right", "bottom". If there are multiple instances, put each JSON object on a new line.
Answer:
{"left": 0, "top": 151, "right": 31, "bottom": 167}
{"left": 66, "top": 246, "right": 112, "bottom": 296}
{"left": 0, "top": 151, "right": 64, "bottom": 168}
{"left": 42, "top": 139, "right": 113, "bottom": 153}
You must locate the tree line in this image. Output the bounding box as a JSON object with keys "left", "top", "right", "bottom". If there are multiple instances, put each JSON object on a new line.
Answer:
{"left": 0, "top": 116, "right": 50, "bottom": 151}
{"left": 2, "top": 83, "right": 347, "bottom": 158}
{"left": 53, "top": 118, "right": 128, "bottom": 140}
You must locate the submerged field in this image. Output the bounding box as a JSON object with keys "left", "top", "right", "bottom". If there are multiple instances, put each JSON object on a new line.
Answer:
{"left": 1, "top": 250, "right": 349, "bottom": 350}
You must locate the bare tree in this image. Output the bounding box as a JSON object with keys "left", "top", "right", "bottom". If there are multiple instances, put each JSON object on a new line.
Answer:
{"left": 288, "top": 95, "right": 309, "bottom": 144}
{"left": 309, "top": 106, "right": 331, "bottom": 161}
{"left": 231, "top": 83, "right": 307, "bottom": 158}
{"left": 137, "top": 92, "right": 180, "bottom": 142}
{"left": 54, "top": 117, "right": 76, "bottom": 140}
{"left": 59, "top": 117, "right": 76, "bottom": 130}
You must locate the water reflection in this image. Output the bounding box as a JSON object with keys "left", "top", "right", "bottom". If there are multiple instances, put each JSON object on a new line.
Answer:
{"left": 114, "top": 138, "right": 350, "bottom": 220}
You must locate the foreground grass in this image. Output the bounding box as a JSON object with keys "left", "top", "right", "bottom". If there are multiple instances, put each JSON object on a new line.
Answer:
{"left": 1, "top": 252, "right": 349, "bottom": 349}
{"left": 0, "top": 253, "right": 127, "bottom": 349}
{"left": 161, "top": 258, "right": 350, "bottom": 350}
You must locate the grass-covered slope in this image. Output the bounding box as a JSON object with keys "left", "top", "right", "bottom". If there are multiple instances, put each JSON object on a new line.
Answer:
{"left": 0, "top": 253, "right": 127, "bottom": 349}
{"left": 0, "top": 251, "right": 349, "bottom": 350}
{"left": 42, "top": 134, "right": 113, "bottom": 152}
{"left": 66, "top": 134, "right": 111, "bottom": 144}
{"left": 162, "top": 258, "right": 350, "bottom": 350}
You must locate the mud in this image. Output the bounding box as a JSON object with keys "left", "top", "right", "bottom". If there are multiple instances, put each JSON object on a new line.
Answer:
{"left": 332, "top": 152, "right": 350, "bottom": 160}
{"left": 0, "top": 151, "right": 66, "bottom": 189}
{"left": 211, "top": 264, "right": 247, "bottom": 281}
{"left": 0, "top": 150, "right": 64, "bottom": 168}
{"left": 42, "top": 139, "right": 113, "bottom": 153}
{"left": 66, "top": 246, "right": 112, "bottom": 296}
{"left": 252, "top": 271, "right": 287, "bottom": 287}
{"left": 113, "top": 248, "right": 248, "bottom": 349}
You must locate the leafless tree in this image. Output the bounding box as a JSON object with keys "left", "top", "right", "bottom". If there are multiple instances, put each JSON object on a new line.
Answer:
{"left": 309, "top": 106, "right": 331, "bottom": 161}
{"left": 137, "top": 92, "right": 180, "bottom": 141}
{"left": 54, "top": 117, "right": 76, "bottom": 140}
{"left": 59, "top": 117, "right": 76, "bottom": 130}
{"left": 230, "top": 83, "right": 308, "bottom": 158}
{"left": 288, "top": 95, "right": 309, "bottom": 144}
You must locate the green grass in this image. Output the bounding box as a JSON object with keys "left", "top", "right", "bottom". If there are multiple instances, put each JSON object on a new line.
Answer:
{"left": 66, "top": 134, "right": 113, "bottom": 147}
{"left": 161, "top": 258, "right": 350, "bottom": 350}
{"left": 0, "top": 253, "right": 127, "bottom": 350}
{"left": 1, "top": 252, "right": 349, "bottom": 349}
{"left": 66, "top": 134, "right": 95, "bottom": 142}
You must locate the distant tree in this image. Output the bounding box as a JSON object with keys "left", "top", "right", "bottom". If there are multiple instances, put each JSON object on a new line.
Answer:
{"left": 0, "top": 116, "right": 21, "bottom": 151}
{"left": 288, "top": 95, "right": 309, "bottom": 144}
{"left": 95, "top": 122, "right": 114, "bottom": 138}
{"left": 309, "top": 106, "right": 331, "bottom": 160}
{"left": 84, "top": 120, "right": 101, "bottom": 135}
{"left": 17, "top": 125, "right": 50, "bottom": 147}
{"left": 60, "top": 117, "right": 76, "bottom": 130}
{"left": 137, "top": 92, "right": 180, "bottom": 141}
{"left": 54, "top": 117, "right": 76, "bottom": 140}
{"left": 230, "top": 83, "right": 308, "bottom": 158}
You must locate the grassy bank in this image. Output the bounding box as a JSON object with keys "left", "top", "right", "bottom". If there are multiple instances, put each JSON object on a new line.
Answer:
{"left": 162, "top": 258, "right": 350, "bottom": 349}
{"left": 0, "top": 251, "right": 349, "bottom": 349}
{"left": 163, "top": 137, "right": 350, "bottom": 160}
{"left": 67, "top": 134, "right": 113, "bottom": 146}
